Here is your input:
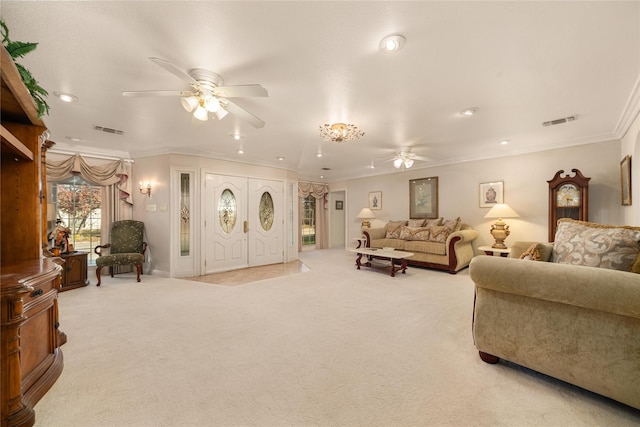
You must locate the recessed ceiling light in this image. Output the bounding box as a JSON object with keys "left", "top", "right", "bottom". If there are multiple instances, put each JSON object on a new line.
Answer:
{"left": 66, "top": 136, "right": 83, "bottom": 142}
{"left": 229, "top": 133, "right": 242, "bottom": 140}
{"left": 238, "top": 148, "right": 244, "bottom": 154}
{"left": 379, "top": 34, "right": 406, "bottom": 53}
{"left": 500, "top": 140, "right": 510, "bottom": 145}
{"left": 277, "top": 156, "right": 285, "bottom": 161}
{"left": 53, "top": 91, "right": 77, "bottom": 103}
{"left": 460, "top": 107, "right": 479, "bottom": 116}
{"left": 320, "top": 175, "right": 324, "bottom": 179}
{"left": 316, "top": 152, "right": 323, "bottom": 158}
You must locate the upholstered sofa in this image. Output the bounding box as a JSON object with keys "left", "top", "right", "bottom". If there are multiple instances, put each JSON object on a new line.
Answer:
{"left": 470, "top": 219, "right": 640, "bottom": 409}
{"left": 362, "top": 217, "right": 478, "bottom": 274}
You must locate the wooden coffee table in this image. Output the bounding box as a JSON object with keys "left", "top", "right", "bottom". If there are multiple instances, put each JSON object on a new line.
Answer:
{"left": 350, "top": 247, "right": 414, "bottom": 277}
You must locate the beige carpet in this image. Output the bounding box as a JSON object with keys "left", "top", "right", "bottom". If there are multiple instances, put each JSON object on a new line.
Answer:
{"left": 34, "top": 249, "right": 640, "bottom": 426}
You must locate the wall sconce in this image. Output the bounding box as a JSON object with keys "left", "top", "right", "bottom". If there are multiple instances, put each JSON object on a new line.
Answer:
{"left": 139, "top": 181, "right": 152, "bottom": 197}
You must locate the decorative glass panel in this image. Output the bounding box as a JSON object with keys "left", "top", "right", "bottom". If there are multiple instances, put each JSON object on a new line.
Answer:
{"left": 180, "top": 173, "right": 190, "bottom": 256}
{"left": 218, "top": 189, "right": 237, "bottom": 234}
{"left": 259, "top": 191, "right": 274, "bottom": 231}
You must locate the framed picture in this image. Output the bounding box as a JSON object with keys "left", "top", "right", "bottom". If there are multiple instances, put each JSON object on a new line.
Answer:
{"left": 335, "top": 200, "right": 343, "bottom": 210}
{"left": 621, "top": 155, "right": 632, "bottom": 206}
{"left": 479, "top": 181, "right": 504, "bottom": 208}
{"left": 409, "top": 177, "right": 438, "bottom": 219}
{"left": 369, "top": 191, "right": 382, "bottom": 210}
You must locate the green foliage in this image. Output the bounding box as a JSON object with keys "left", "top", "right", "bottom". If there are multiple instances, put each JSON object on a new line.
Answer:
{"left": 0, "top": 20, "right": 50, "bottom": 118}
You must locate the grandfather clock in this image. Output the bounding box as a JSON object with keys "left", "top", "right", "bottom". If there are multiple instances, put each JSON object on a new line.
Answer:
{"left": 548, "top": 169, "right": 590, "bottom": 241}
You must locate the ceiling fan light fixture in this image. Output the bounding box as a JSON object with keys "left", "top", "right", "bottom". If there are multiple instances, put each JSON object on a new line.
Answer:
{"left": 193, "top": 105, "right": 209, "bottom": 121}
{"left": 215, "top": 108, "right": 229, "bottom": 120}
{"left": 181, "top": 95, "right": 199, "bottom": 112}
{"left": 393, "top": 158, "right": 403, "bottom": 168}
{"left": 319, "top": 123, "right": 364, "bottom": 143}
{"left": 404, "top": 158, "right": 414, "bottom": 168}
{"left": 204, "top": 95, "right": 220, "bottom": 112}
{"left": 460, "top": 107, "right": 479, "bottom": 116}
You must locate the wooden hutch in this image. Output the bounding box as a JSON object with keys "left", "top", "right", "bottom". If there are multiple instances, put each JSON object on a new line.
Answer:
{"left": 1, "top": 45, "right": 64, "bottom": 426}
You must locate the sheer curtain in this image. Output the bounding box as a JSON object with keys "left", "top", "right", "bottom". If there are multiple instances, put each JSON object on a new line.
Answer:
{"left": 46, "top": 154, "right": 133, "bottom": 244}
{"left": 298, "top": 182, "right": 329, "bottom": 251}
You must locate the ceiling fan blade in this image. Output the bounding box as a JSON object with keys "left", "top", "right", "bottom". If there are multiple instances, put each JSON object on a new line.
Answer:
{"left": 149, "top": 57, "right": 199, "bottom": 87}
{"left": 413, "top": 155, "right": 435, "bottom": 162}
{"left": 122, "top": 90, "right": 195, "bottom": 97}
{"left": 214, "top": 84, "right": 268, "bottom": 98}
{"left": 223, "top": 99, "right": 265, "bottom": 128}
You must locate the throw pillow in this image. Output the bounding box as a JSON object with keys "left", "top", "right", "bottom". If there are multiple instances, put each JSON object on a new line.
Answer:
{"left": 518, "top": 244, "right": 541, "bottom": 261}
{"left": 399, "top": 226, "right": 430, "bottom": 241}
{"left": 407, "top": 219, "right": 426, "bottom": 227}
{"left": 424, "top": 218, "right": 443, "bottom": 227}
{"left": 385, "top": 221, "right": 406, "bottom": 239}
{"left": 552, "top": 219, "right": 640, "bottom": 272}
{"left": 441, "top": 217, "right": 462, "bottom": 232}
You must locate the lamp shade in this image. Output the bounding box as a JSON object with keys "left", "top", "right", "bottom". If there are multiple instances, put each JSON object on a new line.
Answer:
{"left": 484, "top": 203, "right": 519, "bottom": 219}
{"left": 181, "top": 96, "right": 199, "bottom": 112}
{"left": 357, "top": 208, "right": 376, "bottom": 219}
{"left": 193, "top": 105, "right": 209, "bottom": 121}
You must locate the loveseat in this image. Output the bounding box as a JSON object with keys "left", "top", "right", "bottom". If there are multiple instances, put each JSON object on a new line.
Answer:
{"left": 362, "top": 217, "right": 478, "bottom": 274}
{"left": 470, "top": 219, "right": 640, "bottom": 409}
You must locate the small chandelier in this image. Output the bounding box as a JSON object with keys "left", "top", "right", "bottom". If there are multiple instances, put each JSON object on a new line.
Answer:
{"left": 319, "top": 123, "right": 364, "bottom": 143}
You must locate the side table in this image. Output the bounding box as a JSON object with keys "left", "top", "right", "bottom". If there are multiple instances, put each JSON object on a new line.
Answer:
{"left": 478, "top": 245, "right": 511, "bottom": 258}
{"left": 60, "top": 251, "right": 90, "bottom": 291}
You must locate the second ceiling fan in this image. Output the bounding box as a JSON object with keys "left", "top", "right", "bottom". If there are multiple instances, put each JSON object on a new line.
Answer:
{"left": 123, "top": 57, "right": 268, "bottom": 128}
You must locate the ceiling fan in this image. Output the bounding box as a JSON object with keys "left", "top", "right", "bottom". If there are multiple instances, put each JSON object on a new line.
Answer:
{"left": 390, "top": 146, "right": 434, "bottom": 169}
{"left": 122, "top": 57, "right": 268, "bottom": 128}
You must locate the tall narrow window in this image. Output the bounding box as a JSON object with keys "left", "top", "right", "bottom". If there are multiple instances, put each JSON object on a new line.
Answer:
{"left": 302, "top": 195, "right": 316, "bottom": 245}
{"left": 50, "top": 176, "right": 102, "bottom": 265}
{"left": 180, "top": 173, "right": 190, "bottom": 256}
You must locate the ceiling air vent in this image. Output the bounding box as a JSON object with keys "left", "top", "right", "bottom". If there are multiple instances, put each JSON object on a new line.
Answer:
{"left": 321, "top": 167, "right": 332, "bottom": 171}
{"left": 93, "top": 125, "right": 125, "bottom": 135}
{"left": 542, "top": 116, "right": 576, "bottom": 127}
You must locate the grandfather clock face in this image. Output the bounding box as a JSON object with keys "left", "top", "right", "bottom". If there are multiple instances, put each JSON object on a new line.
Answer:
{"left": 556, "top": 183, "right": 581, "bottom": 207}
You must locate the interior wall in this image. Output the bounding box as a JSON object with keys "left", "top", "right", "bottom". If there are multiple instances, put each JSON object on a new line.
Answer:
{"left": 621, "top": 109, "right": 640, "bottom": 225}
{"left": 341, "top": 141, "right": 624, "bottom": 250}
{"left": 329, "top": 190, "right": 346, "bottom": 248}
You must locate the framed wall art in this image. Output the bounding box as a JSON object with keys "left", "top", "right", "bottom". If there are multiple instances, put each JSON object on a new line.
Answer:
{"left": 621, "top": 155, "right": 632, "bottom": 206}
{"left": 335, "top": 200, "right": 343, "bottom": 210}
{"left": 409, "top": 177, "right": 438, "bottom": 219}
{"left": 479, "top": 181, "right": 504, "bottom": 208}
{"left": 369, "top": 191, "right": 382, "bottom": 210}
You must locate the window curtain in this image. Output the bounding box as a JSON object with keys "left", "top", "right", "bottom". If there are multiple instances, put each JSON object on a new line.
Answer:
{"left": 298, "top": 182, "right": 329, "bottom": 251}
{"left": 46, "top": 154, "right": 133, "bottom": 254}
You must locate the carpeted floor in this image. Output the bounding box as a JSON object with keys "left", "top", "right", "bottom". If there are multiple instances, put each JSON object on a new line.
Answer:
{"left": 34, "top": 249, "right": 640, "bottom": 426}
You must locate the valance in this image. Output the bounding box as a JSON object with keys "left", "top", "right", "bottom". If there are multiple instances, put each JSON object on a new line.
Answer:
{"left": 298, "top": 182, "right": 328, "bottom": 199}
{"left": 46, "top": 154, "right": 133, "bottom": 204}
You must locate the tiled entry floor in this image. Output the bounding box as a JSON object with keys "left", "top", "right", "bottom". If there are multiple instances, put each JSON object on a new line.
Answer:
{"left": 183, "top": 260, "right": 310, "bottom": 286}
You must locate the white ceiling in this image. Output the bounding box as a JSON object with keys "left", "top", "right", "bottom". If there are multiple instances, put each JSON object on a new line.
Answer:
{"left": 3, "top": 1, "right": 639, "bottom": 181}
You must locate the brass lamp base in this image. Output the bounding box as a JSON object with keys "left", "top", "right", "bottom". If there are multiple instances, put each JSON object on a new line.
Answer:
{"left": 361, "top": 220, "right": 371, "bottom": 228}
{"left": 489, "top": 219, "right": 510, "bottom": 249}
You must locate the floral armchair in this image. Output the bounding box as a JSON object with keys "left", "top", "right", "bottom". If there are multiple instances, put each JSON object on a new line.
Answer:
{"left": 95, "top": 220, "right": 147, "bottom": 286}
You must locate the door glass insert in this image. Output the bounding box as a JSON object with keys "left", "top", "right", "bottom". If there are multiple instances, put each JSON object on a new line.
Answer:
{"left": 259, "top": 191, "right": 274, "bottom": 231}
{"left": 218, "top": 189, "right": 237, "bottom": 234}
{"left": 180, "top": 173, "right": 190, "bottom": 256}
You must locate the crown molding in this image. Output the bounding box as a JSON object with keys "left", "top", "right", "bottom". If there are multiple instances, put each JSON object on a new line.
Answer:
{"left": 614, "top": 74, "right": 640, "bottom": 139}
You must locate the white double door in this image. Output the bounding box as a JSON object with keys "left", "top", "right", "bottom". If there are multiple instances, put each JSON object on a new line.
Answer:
{"left": 204, "top": 174, "right": 283, "bottom": 273}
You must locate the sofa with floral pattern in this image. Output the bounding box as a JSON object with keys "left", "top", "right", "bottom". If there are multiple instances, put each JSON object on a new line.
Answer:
{"left": 362, "top": 217, "right": 478, "bottom": 274}
{"left": 469, "top": 218, "right": 640, "bottom": 409}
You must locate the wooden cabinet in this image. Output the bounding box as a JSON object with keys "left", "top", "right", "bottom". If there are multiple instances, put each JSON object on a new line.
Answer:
{"left": 60, "top": 251, "right": 89, "bottom": 291}
{"left": 1, "top": 45, "right": 63, "bottom": 427}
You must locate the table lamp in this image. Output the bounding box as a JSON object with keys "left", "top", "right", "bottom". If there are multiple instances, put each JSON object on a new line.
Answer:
{"left": 484, "top": 203, "right": 519, "bottom": 249}
{"left": 357, "top": 208, "right": 376, "bottom": 228}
